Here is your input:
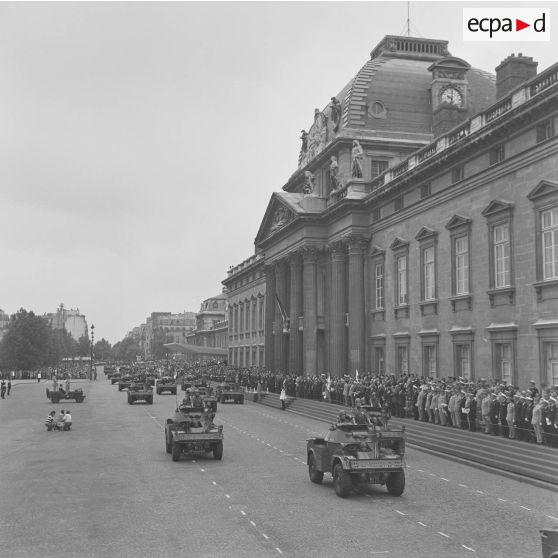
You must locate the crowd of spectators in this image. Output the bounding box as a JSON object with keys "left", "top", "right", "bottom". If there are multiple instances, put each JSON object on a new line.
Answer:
{"left": 175, "top": 361, "right": 558, "bottom": 448}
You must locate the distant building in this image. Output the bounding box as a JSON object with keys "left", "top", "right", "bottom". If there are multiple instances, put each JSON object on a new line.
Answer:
{"left": 45, "top": 304, "right": 87, "bottom": 341}
{"left": 0, "top": 309, "right": 10, "bottom": 342}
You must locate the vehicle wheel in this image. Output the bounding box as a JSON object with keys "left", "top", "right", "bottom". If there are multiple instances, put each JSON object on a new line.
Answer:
{"left": 147, "top": 396, "right": 153, "bottom": 404}
{"left": 386, "top": 471, "right": 405, "bottom": 496}
{"left": 332, "top": 463, "right": 351, "bottom": 498}
{"left": 75, "top": 397, "right": 84, "bottom": 403}
{"left": 165, "top": 432, "right": 172, "bottom": 453}
{"left": 213, "top": 440, "right": 223, "bottom": 460}
{"left": 239, "top": 395, "right": 244, "bottom": 405}
{"left": 118, "top": 385, "right": 123, "bottom": 391}
{"left": 308, "top": 454, "right": 324, "bottom": 484}
{"left": 51, "top": 395, "right": 59, "bottom": 404}
{"left": 171, "top": 441, "right": 181, "bottom": 462}
{"left": 128, "top": 397, "right": 134, "bottom": 405}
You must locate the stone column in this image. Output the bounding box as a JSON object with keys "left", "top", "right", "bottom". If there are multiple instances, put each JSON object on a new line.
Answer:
{"left": 347, "top": 236, "right": 366, "bottom": 376}
{"left": 264, "top": 265, "right": 275, "bottom": 371}
{"left": 289, "top": 252, "right": 303, "bottom": 374}
{"left": 302, "top": 246, "right": 318, "bottom": 377}
{"left": 329, "top": 241, "right": 347, "bottom": 376}
{"left": 274, "top": 260, "right": 288, "bottom": 373}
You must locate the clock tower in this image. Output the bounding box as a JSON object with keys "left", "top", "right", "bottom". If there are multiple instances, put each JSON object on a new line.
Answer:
{"left": 428, "top": 57, "right": 471, "bottom": 137}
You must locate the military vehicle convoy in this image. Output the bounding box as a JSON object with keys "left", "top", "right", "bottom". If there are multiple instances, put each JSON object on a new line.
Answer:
{"left": 156, "top": 377, "right": 178, "bottom": 395}
{"left": 46, "top": 387, "right": 86, "bottom": 404}
{"left": 306, "top": 406, "right": 406, "bottom": 498}
{"left": 118, "top": 375, "right": 134, "bottom": 391}
{"left": 127, "top": 382, "right": 154, "bottom": 405}
{"left": 216, "top": 382, "right": 244, "bottom": 404}
{"left": 165, "top": 404, "right": 223, "bottom": 461}
{"left": 196, "top": 386, "right": 218, "bottom": 412}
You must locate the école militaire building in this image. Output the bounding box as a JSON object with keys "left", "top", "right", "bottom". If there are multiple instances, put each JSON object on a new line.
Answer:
{"left": 224, "top": 35, "right": 558, "bottom": 390}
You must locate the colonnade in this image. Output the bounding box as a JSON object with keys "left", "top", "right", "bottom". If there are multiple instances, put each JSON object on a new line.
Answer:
{"left": 264, "top": 236, "right": 366, "bottom": 377}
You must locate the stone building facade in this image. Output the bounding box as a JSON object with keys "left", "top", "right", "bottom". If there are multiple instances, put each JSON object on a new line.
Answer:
{"left": 186, "top": 292, "right": 228, "bottom": 348}
{"left": 244, "top": 35, "right": 558, "bottom": 389}
{"left": 222, "top": 253, "right": 266, "bottom": 367}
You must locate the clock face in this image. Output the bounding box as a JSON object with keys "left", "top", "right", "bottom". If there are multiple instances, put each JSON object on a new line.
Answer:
{"left": 440, "top": 86, "right": 463, "bottom": 107}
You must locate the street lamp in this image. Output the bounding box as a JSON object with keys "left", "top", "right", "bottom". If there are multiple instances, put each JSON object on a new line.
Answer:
{"left": 90, "top": 324, "right": 95, "bottom": 381}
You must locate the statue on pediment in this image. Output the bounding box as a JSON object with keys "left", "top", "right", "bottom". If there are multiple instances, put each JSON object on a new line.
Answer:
{"left": 330, "top": 97, "right": 342, "bottom": 132}
{"left": 303, "top": 171, "right": 316, "bottom": 196}
{"left": 351, "top": 140, "right": 364, "bottom": 178}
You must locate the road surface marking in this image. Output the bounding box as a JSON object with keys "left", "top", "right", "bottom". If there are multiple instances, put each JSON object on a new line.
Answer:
{"left": 240, "top": 510, "right": 246, "bottom": 516}
{"left": 263, "top": 534, "right": 269, "bottom": 540}
{"left": 497, "top": 498, "right": 507, "bottom": 502}
{"left": 225, "top": 494, "right": 230, "bottom": 499}
{"left": 520, "top": 506, "right": 531, "bottom": 511}
{"left": 417, "top": 522, "right": 427, "bottom": 527}
{"left": 250, "top": 521, "right": 256, "bottom": 527}
{"left": 475, "top": 490, "right": 484, "bottom": 494}
{"left": 276, "top": 548, "right": 283, "bottom": 555}
{"left": 200, "top": 469, "right": 205, "bottom": 472}
{"left": 458, "top": 484, "right": 468, "bottom": 488}
{"left": 546, "top": 515, "right": 558, "bottom": 521}
{"left": 212, "top": 481, "right": 217, "bottom": 486}
{"left": 437, "top": 532, "right": 450, "bottom": 539}
{"left": 440, "top": 478, "right": 449, "bottom": 482}
{"left": 462, "top": 545, "right": 476, "bottom": 552}
{"left": 416, "top": 469, "right": 424, "bottom": 473}
{"left": 395, "top": 510, "right": 405, "bottom": 516}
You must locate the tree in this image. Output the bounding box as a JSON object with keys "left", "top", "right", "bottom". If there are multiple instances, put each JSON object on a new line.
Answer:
{"left": 0, "top": 309, "right": 53, "bottom": 370}
{"left": 111, "top": 337, "right": 141, "bottom": 362}
{"left": 94, "top": 338, "right": 112, "bottom": 361}
{"left": 151, "top": 328, "right": 170, "bottom": 360}
{"left": 77, "top": 334, "right": 90, "bottom": 357}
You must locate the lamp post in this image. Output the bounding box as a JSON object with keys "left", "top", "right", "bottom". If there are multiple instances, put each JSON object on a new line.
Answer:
{"left": 90, "top": 324, "right": 95, "bottom": 381}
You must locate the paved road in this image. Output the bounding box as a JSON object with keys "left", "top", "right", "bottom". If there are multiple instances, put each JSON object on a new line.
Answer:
{"left": 1, "top": 379, "right": 557, "bottom": 557}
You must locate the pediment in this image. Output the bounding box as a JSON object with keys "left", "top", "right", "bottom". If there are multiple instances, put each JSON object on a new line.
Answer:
{"left": 390, "top": 237, "right": 409, "bottom": 251}
{"left": 481, "top": 200, "right": 514, "bottom": 217}
{"left": 527, "top": 180, "right": 558, "bottom": 201}
{"left": 415, "top": 227, "right": 438, "bottom": 241}
{"left": 369, "top": 245, "right": 385, "bottom": 257}
{"left": 255, "top": 194, "right": 299, "bottom": 244}
{"left": 445, "top": 214, "right": 471, "bottom": 230}
{"left": 428, "top": 57, "right": 471, "bottom": 72}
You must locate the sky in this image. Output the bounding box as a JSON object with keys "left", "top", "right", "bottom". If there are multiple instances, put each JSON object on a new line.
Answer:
{"left": 0, "top": 0, "right": 555, "bottom": 344}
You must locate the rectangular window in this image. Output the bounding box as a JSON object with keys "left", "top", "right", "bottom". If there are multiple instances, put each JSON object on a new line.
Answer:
{"left": 420, "top": 183, "right": 431, "bottom": 199}
{"left": 542, "top": 208, "right": 558, "bottom": 280}
{"left": 397, "top": 256, "right": 408, "bottom": 305}
{"left": 493, "top": 224, "right": 510, "bottom": 287}
{"left": 245, "top": 301, "right": 250, "bottom": 332}
{"left": 252, "top": 303, "right": 257, "bottom": 333}
{"left": 489, "top": 144, "right": 505, "bottom": 165}
{"left": 452, "top": 166, "right": 464, "bottom": 184}
{"left": 455, "top": 236, "right": 469, "bottom": 294}
{"left": 374, "top": 346, "right": 385, "bottom": 375}
{"left": 456, "top": 344, "right": 471, "bottom": 380}
{"left": 259, "top": 299, "right": 264, "bottom": 330}
{"left": 423, "top": 345, "right": 437, "bottom": 376}
{"left": 423, "top": 246, "right": 435, "bottom": 300}
{"left": 375, "top": 263, "right": 384, "bottom": 309}
{"left": 537, "top": 120, "right": 554, "bottom": 143}
{"left": 394, "top": 196, "right": 404, "bottom": 211}
{"left": 396, "top": 344, "right": 409, "bottom": 374}
{"left": 372, "top": 207, "right": 381, "bottom": 221}
{"left": 371, "top": 160, "right": 389, "bottom": 179}
{"left": 496, "top": 343, "right": 512, "bottom": 384}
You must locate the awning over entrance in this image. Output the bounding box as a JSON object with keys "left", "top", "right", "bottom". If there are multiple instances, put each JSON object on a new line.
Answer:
{"left": 163, "top": 343, "right": 228, "bottom": 357}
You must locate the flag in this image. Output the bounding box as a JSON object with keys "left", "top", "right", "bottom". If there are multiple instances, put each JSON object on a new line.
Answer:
{"left": 355, "top": 369, "right": 359, "bottom": 382}
{"left": 326, "top": 374, "right": 331, "bottom": 391}
{"left": 275, "top": 293, "right": 289, "bottom": 331}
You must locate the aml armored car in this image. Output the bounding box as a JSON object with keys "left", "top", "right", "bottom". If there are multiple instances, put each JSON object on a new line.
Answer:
{"left": 156, "top": 377, "right": 177, "bottom": 395}
{"left": 216, "top": 383, "right": 244, "bottom": 404}
{"left": 306, "top": 406, "right": 405, "bottom": 498}
{"left": 46, "top": 387, "right": 86, "bottom": 404}
{"left": 118, "top": 375, "right": 134, "bottom": 391}
{"left": 165, "top": 405, "right": 223, "bottom": 461}
{"left": 197, "top": 386, "right": 218, "bottom": 412}
{"left": 127, "top": 382, "right": 153, "bottom": 405}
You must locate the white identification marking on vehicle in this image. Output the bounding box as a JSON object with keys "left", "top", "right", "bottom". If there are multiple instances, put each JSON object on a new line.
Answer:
{"left": 458, "top": 484, "right": 468, "bottom": 488}
{"left": 395, "top": 510, "right": 405, "bottom": 516}
{"left": 240, "top": 511, "right": 246, "bottom": 516}
{"left": 438, "top": 532, "right": 450, "bottom": 539}
{"left": 440, "top": 478, "right": 449, "bottom": 482}
{"left": 520, "top": 506, "right": 531, "bottom": 511}
{"left": 462, "top": 545, "right": 476, "bottom": 552}
{"left": 417, "top": 522, "right": 427, "bottom": 527}
{"left": 263, "top": 534, "right": 269, "bottom": 540}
